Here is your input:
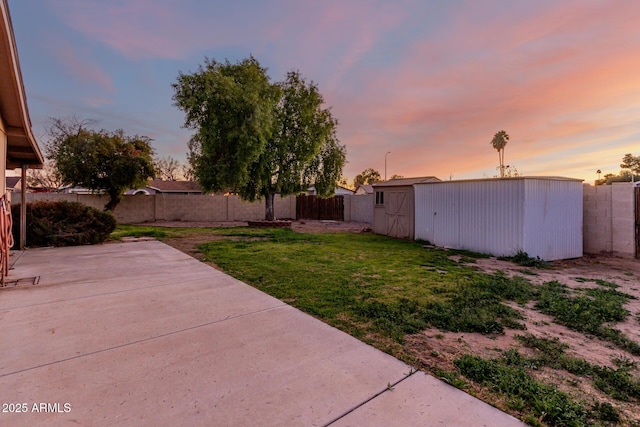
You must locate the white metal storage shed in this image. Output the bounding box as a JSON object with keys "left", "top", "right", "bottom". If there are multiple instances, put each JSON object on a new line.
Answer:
{"left": 414, "top": 177, "right": 583, "bottom": 261}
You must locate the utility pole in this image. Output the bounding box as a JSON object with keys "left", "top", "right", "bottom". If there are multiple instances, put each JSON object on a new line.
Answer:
{"left": 385, "top": 151, "right": 391, "bottom": 181}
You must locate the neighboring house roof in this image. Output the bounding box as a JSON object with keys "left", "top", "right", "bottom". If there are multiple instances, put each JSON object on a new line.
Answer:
{"left": 0, "top": 0, "right": 44, "bottom": 168}
{"left": 59, "top": 185, "right": 102, "bottom": 195}
{"left": 372, "top": 176, "right": 441, "bottom": 187}
{"left": 146, "top": 179, "right": 202, "bottom": 193}
{"left": 355, "top": 184, "right": 374, "bottom": 195}
{"left": 307, "top": 185, "right": 354, "bottom": 196}
{"left": 334, "top": 185, "right": 355, "bottom": 195}
{"left": 5, "top": 175, "right": 20, "bottom": 190}
{"left": 64, "top": 180, "right": 204, "bottom": 196}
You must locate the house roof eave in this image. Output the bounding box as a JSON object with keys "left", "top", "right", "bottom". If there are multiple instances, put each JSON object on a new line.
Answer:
{"left": 0, "top": 0, "right": 44, "bottom": 169}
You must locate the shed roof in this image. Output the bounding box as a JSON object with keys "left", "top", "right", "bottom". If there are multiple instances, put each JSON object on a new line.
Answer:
{"left": 0, "top": 0, "right": 44, "bottom": 168}
{"left": 414, "top": 176, "right": 583, "bottom": 185}
{"left": 373, "top": 176, "right": 441, "bottom": 187}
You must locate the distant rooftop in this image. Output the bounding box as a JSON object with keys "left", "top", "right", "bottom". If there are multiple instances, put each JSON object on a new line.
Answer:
{"left": 147, "top": 179, "right": 202, "bottom": 193}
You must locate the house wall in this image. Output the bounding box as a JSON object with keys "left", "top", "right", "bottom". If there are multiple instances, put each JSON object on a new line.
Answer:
{"left": 415, "top": 178, "right": 583, "bottom": 260}
{"left": 583, "top": 182, "right": 637, "bottom": 257}
{"left": 344, "top": 194, "right": 374, "bottom": 223}
{"left": 24, "top": 193, "right": 297, "bottom": 223}
{"left": 0, "top": 114, "right": 6, "bottom": 195}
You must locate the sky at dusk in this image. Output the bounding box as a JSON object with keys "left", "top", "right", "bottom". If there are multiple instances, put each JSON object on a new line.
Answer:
{"left": 8, "top": 0, "right": 640, "bottom": 183}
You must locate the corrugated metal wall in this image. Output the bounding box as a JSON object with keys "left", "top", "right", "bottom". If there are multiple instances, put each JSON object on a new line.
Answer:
{"left": 522, "top": 179, "right": 583, "bottom": 260}
{"left": 415, "top": 178, "right": 582, "bottom": 260}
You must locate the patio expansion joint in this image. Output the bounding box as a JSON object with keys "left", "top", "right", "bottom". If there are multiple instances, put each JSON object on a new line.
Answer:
{"left": 322, "top": 369, "right": 417, "bottom": 426}
{"left": 0, "top": 278, "right": 216, "bottom": 310}
{"left": 0, "top": 303, "right": 287, "bottom": 379}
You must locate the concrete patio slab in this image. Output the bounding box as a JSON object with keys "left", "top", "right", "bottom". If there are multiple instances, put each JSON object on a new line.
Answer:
{"left": 0, "top": 240, "right": 524, "bottom": 426}
{"left": 332, "top": 371, "right": 518, "bottom": 427}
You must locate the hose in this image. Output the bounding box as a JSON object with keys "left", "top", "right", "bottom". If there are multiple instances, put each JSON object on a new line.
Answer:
{"left": 0, "top": 194, "right": 13, "bottom": 279}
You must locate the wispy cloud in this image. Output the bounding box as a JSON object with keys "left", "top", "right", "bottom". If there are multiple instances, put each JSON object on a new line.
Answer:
{"left": 16, "top": 0, "right": 640, "bottom": 181}
{"left": 44, "top": 35, "right": 114, "bottom": 94}
{"left": 334, "top": 0, "right": 640, "bottom": 179}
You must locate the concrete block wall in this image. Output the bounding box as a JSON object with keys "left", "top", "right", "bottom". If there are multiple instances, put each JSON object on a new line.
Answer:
{"left": 23, "top": 193, "right": 297, "bottom": 223}
{"left": 344, "top": 194, "right": 374, "bottom": 223}
{"left": 583, "top": 182, "right": 637, "bottom": 257}
{"left": 111, "top": 194, "right": 155, "bottom": 223}
{"left": 611, "top": 183, "right": 636, "bottom": 255}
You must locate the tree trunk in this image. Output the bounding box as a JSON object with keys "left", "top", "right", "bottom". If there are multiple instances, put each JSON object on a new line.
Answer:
{"left": 104, "top": 190, "right": 121, "bottom": 212}
{"left": 265, "top": 193, "right": 276, "bottom": 221}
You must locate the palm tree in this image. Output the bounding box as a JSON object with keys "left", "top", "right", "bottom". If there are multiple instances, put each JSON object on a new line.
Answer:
{"left": 491, "top": 130, "right": 509, "bottom": 177}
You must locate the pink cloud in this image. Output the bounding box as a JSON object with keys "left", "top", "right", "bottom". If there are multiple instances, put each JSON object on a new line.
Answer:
{"left": 40, "top": 0, "right": 640, "bottom": 182}
{"left": 47, "top": 0, "right": 209, "bottom": 59}
{"left": 336, "top": 1, "right": 640, "bottom": 181}
{"left": 44, "top": 34, "right": 114, "bottom": 94}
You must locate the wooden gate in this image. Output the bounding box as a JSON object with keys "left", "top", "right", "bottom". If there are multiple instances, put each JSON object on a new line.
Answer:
{"left": 386, "top": 191, "right": 410, "bottom": 239}
{"left": 636, "top": 187, "right": 640, "bottom": 259}
{"left": 296, "top": 195, "right": 344, "bottom": 221}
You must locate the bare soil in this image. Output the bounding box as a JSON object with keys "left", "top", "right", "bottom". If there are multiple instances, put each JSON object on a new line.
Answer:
{"left": 150, "top": 220, "right": 640, "bottom": 423}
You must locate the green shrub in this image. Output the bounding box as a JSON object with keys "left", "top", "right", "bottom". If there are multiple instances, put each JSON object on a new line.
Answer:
{"left": 11, "top": 201, "right": 116, "bottom": 247}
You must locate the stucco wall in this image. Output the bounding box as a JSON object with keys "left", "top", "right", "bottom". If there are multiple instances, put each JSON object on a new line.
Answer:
{"left": 0, "top": 115, "right": 6, "bottom": 195}
{"left": 583, "top": 182, "right": 637, "bottom": 257}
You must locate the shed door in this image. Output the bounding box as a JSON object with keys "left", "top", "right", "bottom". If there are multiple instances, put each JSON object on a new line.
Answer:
{"left": 386, "top": 191, "right": 410, "bottom": 238}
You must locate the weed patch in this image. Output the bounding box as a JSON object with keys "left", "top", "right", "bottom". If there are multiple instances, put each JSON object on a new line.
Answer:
{"left": 455, "top": 353, "right": 589, "bottom": 426}
{"left": 516, "top": 334, "right": 640, "bottom": 402}
{"left": 498, "top": 250, "right": 550, "bottom": 268}
{"left": 534, "top": 281, "right": 640, "bottom": 355}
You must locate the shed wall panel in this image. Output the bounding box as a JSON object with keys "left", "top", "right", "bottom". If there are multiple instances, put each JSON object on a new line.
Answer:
{"left": 416, "top": 180, "right": 524, "bottom": 255}
{"left": 523, "top": 180, "right": 583, "bottom": 260}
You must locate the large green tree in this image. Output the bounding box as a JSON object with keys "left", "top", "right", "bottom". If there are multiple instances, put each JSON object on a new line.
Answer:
{"left": 490, "top": 130, "right": 509, "bottom": 178}
{"left": 621, "top": 153, "right": 640, "bottom": 175}
{"left": 47, "top": 117, "right": 155, "bottom": 211}
{"left": 353, "top": 168, "right": 382, "bottom": 186}
{"left": 596, "top": 153, "right": 640, "bottom": 185}
{"left": 173, "top": 57, "right": 346, "bottom": 220}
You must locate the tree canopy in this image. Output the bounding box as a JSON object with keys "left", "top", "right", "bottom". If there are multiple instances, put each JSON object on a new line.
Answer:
{"left": 490, "top": 130, "right": 509, "bottom": 177}
{"left": 353, "top": 168, "right": 382, "bottom": 186}
{"left": 47, "top": 117, "right": 155, "bottom": 211}
{"left": 173, "top": 57, "right": 346, "bottom": 220}
{"left": 621, "top": 153, "right": 640, "bottom": 175}
{"left": 154, "top": 156, "right": 184, "bottom": 181}
{"left": 596, "top": 153, "right": 640, "bottom": 185}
